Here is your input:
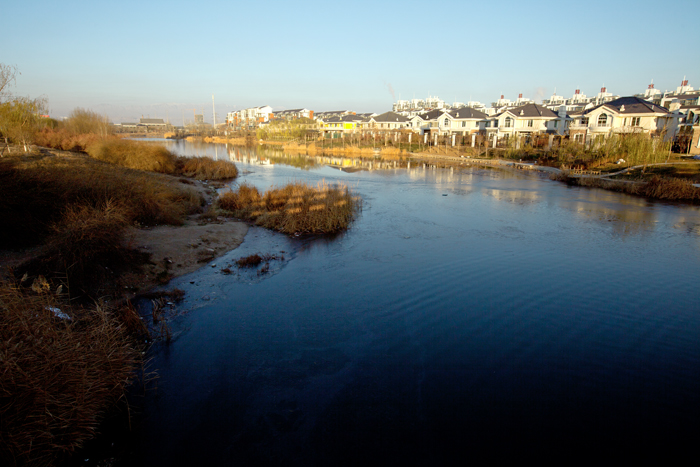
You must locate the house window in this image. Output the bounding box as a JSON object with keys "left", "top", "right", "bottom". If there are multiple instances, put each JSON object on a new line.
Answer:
{"left": 462, "top": 121, "right": 466, "bottom": 127}
{"left": 554, "top": 120, "right": 559, "bottom": 128}
{"left": 598, "top": 114, "right": 608, "bottom": 126}
{"left": 631, "top": 117, "right": 641, "bottom": 126}
{"left": 527, "top": 120, "right": 533, "bottom": 127}
{"left": 485, "top": 121, "right": 491, "bottom": 128}
{"left": 505, "top": 117, "right": 513, "bottom": 128}
{"left": 581, "top": 117, "right": 589, "bottom": 125}
{"left": 444, "top": 118, "right": 450, "bottom": 127}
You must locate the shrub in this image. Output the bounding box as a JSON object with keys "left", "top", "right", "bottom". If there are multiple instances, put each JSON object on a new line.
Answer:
{"left": 0, "top": 282, "right": 139, "bottom": 466}
{"left": 218, "top": 181, "right": 362, "bottom": 234}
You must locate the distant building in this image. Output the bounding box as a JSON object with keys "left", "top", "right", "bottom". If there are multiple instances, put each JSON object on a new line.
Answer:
{"left": 227, "top": 106, "right": 274, "bottom": 128}
{"left": 139, "top": 117, "right": 167, "bottom": 131}
{"left": 273, "top": 108, "right": 314, "bottom": 121}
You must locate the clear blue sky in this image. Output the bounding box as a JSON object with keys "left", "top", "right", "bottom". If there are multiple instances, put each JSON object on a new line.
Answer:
{"left": 3, "top": 0, "right": 698, "bottom": 124}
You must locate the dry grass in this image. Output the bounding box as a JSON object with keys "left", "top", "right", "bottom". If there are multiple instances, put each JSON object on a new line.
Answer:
{"left": 0, "top": 282, "right": 140, "bottom": 467}
{"left": 235, "top": 253, "right": 282, "bottom": 268}
{"left": 176, "top": 156, "right": 238, "bottom": 180}
{"left": 86, "top": 138, "right": 178, "bottom": 173}
{"left": 552, "top": 172, "right": 700, "bottom": 201}
{"left": 0, "top": 155, "right": 203, "bottom": 248}
{"left": 218, "top": 181, "right": 362, "bottom": 234}
{"left": 1, "top": 154, "right": 204, "bottom": 295}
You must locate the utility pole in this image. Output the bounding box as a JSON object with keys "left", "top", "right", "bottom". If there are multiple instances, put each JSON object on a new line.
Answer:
{"left": 212, "top": 94, "right": 216, "bottom": 129}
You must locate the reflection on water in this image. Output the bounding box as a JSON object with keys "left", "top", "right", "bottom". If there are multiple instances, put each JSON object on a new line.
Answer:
{"left": 130, "top": 141, "right": 700, "bottom": 464}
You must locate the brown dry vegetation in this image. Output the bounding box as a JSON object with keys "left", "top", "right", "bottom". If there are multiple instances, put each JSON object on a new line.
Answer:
{"left": 552, "top": 172, "right": 700, "bottom": 201}
{"left": 178, "top": 156, "right": 238, "bottom": 180}
{"left": 36, "top": 129, "right": 239, "bottom": 180}
{"left": 0, "top": 282, "right": 140, "bottom": 467}
{"left": 218, "top": 181, "right": 362, "bottom": 234}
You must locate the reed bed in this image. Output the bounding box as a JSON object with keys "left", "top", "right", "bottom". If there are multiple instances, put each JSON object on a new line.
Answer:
{"left": 36, "top": 130, "right": 239, "bottom": 180}
{"left": 176, "top": 156, "right": 238, "bottom": 180}
{"left": 0, "top": 282, "right": 139, "bottom": 467}
{"left": 551, "top": 173, "right": 700, "bottom": 201}
{"left": 218, "top": 181, "right": 362, "bottom": 234}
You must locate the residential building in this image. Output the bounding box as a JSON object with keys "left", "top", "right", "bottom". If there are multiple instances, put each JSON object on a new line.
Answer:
{"left": 634, "top": 80, "right": 662, "bottom": 105}
{"left": 322, "top": 114, "right": 365, "bottom": 137}
{"left": 273, "top": 108, "right": 314, "bottom": 121}
{"left": 569, "top": 96, "right": 677, "bottom": 143}
{"left": 479, "top": 103, "right": 568, "bottom": 139}
{"left": 361, "top": 111, "right": 410, "bottom": 132}
{"left": 227, "top": 105, "right": 273, "bottom": 128}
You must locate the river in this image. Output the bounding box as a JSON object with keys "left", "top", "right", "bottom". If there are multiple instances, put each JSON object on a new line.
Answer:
{"left": 124, "top": 141, "right": 700, "bottom": 464}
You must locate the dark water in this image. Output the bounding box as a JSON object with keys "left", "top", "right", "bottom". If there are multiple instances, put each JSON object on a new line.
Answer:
{"left": 128, "top": 143, "right": 700, "bottom": 464}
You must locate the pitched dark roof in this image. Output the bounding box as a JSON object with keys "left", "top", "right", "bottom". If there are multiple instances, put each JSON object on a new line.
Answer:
{"left": 505, "top": 104, "right": 558, "bottom": 118}
{"left": 447, "top": 107, "right": 488, "bottom": 119}
{"left": 372, "top": 111, "right": 409, "bottom": 123}
{"left": 583, "top": 96, "right": 669, "bottom": 115}
{"left": 417, "top": 109, "right": 447, "bottom": 120}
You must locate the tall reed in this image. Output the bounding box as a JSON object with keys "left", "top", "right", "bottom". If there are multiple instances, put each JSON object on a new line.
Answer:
{"left": 218, "top": 181, "right": 362, "bottom": 234}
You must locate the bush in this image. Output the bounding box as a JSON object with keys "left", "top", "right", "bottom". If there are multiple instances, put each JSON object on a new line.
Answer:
{"left": 0, "top": 282, "right": 139, "bottom": 467}
{"left": 218, "top": 181, "right": 362, "bottom": 234}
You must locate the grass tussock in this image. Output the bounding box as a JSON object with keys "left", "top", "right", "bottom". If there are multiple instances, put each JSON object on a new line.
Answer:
{"left": 0, "top": 282, "right": 139, "bottom": 467}
{"left": 177, "top": 156, "right": 238, "bottom": 180}
{"left": 218, "top": 181, "right": 362, "bottom": 234}
{"left": 86, "top": 138, "right": 177, "bottom": 173}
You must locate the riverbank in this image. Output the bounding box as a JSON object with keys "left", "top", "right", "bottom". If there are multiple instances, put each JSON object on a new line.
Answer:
{"left": 0, "top": 147, "right": 248, "bottom": 297}
{"left": 0, "top": 145, "right": 248, "bottom": 466}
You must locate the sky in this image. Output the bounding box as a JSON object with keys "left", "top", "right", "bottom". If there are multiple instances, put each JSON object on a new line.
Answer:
{"left": 3, "top": 0, "right": 699, "bottom": 124}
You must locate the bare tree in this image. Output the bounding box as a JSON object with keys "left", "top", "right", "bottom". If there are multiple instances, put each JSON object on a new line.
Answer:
{"left": 0, "top": 63, "right": 18, "bottom": 154}
{"left": 0, "top": 63, "right": 18, "bottom": 102}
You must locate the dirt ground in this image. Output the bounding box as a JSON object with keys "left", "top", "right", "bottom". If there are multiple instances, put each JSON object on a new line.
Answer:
{"left": 121, "top": 219, "right": 248, "bottom": 292}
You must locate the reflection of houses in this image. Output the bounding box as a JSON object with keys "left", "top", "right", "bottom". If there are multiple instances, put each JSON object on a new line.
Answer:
{"left": 568, "top": 96, "right": 677, "bottom": 143}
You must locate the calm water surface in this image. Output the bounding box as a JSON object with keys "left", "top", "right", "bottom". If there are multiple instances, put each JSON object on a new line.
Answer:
{"left": 129, "top": 142, "right": 700, "bottom": 464}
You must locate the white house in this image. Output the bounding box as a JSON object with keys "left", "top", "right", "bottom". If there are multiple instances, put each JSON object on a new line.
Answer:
{"left": 569, "top": 96, "right": 677, "bottom": 143}
{"left": 478, "top": 104, "right": 568, "bottom": 138}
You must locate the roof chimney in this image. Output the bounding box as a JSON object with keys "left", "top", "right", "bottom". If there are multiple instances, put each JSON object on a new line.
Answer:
{"left": 648, "top": 82, "right": 654, "bottom": 89}
{"left": 601, "top": 87, "right": 606, "bottom": 93}
{"left": 519, "top": 93, "right": 523, "bottom": 99}
{"left": 575, "top": 89, "right": 580, "bottom": 95}
{"left": 682, "top": 79, "right": 689, "bottom": 86}
{"left": 500, "top": 95, "right": 504, "bottom": 99}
